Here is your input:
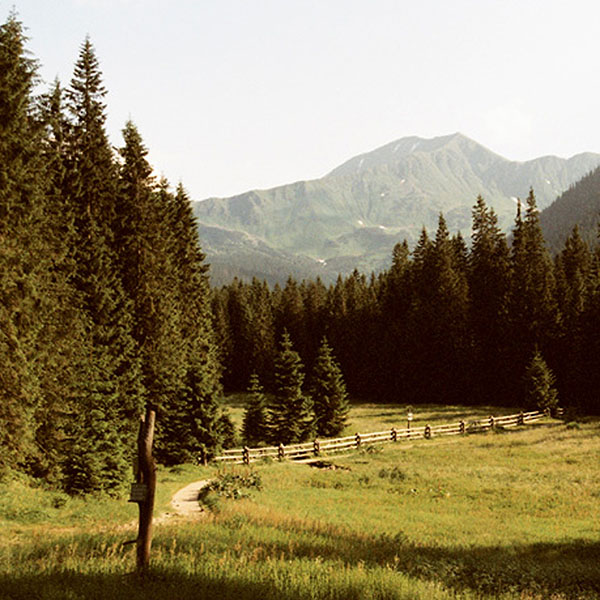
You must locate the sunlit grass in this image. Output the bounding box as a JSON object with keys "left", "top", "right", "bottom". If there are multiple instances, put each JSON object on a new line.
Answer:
{"left": 2, "top": 411, "right": 600, "bottom": 599}
{"left": 224, "top": 393, "right": 518, "bottom": 440}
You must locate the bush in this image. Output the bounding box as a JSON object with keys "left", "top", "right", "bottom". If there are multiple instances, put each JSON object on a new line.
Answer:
{"left": 204, "top": 468, "right": 262, "bottom": 500}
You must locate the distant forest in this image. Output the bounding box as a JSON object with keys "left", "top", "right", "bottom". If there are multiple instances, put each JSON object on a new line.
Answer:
{"left": 2, "top": 13, "right": 599, "bottom": 496}
{"left": 214, "top": 191, "right": 600, "bottom": 418}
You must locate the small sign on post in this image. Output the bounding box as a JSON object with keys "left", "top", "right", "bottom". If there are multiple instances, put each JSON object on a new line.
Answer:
{"left": 129, "top": 483, "right": 148, "bottom": 503}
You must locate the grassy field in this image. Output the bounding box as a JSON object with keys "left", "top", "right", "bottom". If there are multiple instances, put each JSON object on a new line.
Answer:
{"left": 1, "top": 406, "right": 599, "bottom": 599}
{"left": 224, "top": 394, "right": 513, "bottom": 439}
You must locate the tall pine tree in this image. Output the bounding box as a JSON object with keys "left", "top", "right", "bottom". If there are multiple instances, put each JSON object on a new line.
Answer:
{"left": 310, "top": 337, "right": 349, "bottom": 437}
{"left": 61, "top": 38, "right": 142, "bottom": 493}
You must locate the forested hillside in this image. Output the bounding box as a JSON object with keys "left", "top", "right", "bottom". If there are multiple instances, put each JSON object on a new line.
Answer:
{"left": 0, "top": 14, "right": 229, "bottom": 494}
{"left": 540, "top": 165, "right": 600, "bottom": 253}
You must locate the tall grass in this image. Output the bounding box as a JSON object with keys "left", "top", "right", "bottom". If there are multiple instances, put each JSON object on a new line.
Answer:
{"left": 2, "top": 411, "right": 599, "bottom": 599}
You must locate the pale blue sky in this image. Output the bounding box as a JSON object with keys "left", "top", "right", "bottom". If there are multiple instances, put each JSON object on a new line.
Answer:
{"left": 5, "top": 0, "right": 600, "bottom": 200}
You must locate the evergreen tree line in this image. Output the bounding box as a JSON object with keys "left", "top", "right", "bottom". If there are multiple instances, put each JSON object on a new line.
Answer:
{"left": 213, "top": 191, "right": 600, "bottom": 416}
{"left": 0, "top": 15, "right": 228, "bottom": 494}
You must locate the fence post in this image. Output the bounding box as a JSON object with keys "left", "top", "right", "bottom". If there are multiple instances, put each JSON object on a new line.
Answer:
{"left": 518, "top": 411, "right": 524, "bottom": 426}
{"left": 424, "top": 424, "right": 431, "bottom": 439}
{"left": 489, "top": 415, "right": 495, "bottom": 430}
{"left": 243, "top": 446, "right": 250, "bottom": 465}
{"left": 355, "top": 433, "right": 361, "bottom": 448}
{"left": 391, "top": 427, "right": 397, "bottom": 442}
{"left": 278, "top": 443, "right": 285, "bottom": 461}
{"left": 459, "top": 420, "right": 465, "bottom": 434}
{"left": 313, "top": 439, "right": 320, "bottom": 456}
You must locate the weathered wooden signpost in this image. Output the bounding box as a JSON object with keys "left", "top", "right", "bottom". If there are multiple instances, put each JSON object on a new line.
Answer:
{"left": 129, "top": 406, "right": 157, "bottom": 577}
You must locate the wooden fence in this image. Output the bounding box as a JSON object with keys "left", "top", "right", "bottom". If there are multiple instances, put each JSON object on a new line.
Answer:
{"left": 214, "top": 409, "right": 552, "bottom": 465}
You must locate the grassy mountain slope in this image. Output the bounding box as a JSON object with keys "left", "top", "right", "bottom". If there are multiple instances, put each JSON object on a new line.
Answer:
{"left": 195, "top": 133, "right": 600, "bottom": 283}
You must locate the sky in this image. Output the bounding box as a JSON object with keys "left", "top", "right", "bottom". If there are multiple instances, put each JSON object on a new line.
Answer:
{"left": 5, "top": 0, "right": 600, "bottom": 200}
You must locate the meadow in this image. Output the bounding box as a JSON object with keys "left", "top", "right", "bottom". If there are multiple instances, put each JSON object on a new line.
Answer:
{"left": 1, "top": 405, "right": 599, "bottom": 599}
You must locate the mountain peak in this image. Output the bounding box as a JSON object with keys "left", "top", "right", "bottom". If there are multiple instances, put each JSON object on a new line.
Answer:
{"left": 326, "top": 133, "right": 501, "bottom": 178}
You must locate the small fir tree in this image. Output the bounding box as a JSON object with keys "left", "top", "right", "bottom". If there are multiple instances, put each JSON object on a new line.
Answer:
{"left": 311, "top": 337, "right": 349, "bottom": 437}
{"left": 523, "top": 349, "right": 559, "bottom": 414}
{"left": 242, "top": 373, "right": 269, "bottom": 446}
{"left": 269, "top": 332, "right": 314, "bottom": 444}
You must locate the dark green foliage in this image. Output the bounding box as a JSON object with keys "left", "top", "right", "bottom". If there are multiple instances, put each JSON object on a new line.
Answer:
{"left": 58, "top": 38, "right": 142, "bottom": 493}
{"left": 1, "top": 13, "right": 226, "bottom": 493}
{"left": 508, "top": 191, "right": 559, "bottom": 405}
{"left": 468, "top": 196, "right": 512, "bottom": 404}
{"left": 0, "top": 12, "right": 42, "bottom": 474}
{"left": 155, "top": 183, "right": 225, "bottom": 465}
{"left": 217, "top": 412, "right": 238, "bottom": 449}
{"left": 405, "top": 215, "right": 471, "bottom": 405}
{"left": 217, "top": 277, "right": 276, "bottom": 391}
{"left": 523, "top": 350, "right": 559, "bottom": 413}
{"left": 540, "top": 165, "right": 600, "bottom": 253}
{"left": 310, "top": 337, "right": 349, "bottom": 437}
{"left": 242, "top": 373, "right": 270, "bottom": 446}
{"left": 269, "top": 332, "right": 314, "bottom": 444}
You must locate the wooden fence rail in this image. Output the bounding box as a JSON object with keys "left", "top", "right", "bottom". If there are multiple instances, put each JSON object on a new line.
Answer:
{"left": 213, "top": 409, "right": 554, "bottom": 465}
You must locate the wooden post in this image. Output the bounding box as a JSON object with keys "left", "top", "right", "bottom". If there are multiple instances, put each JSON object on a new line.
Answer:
{"left": 243, "top": 446, "right": 250, "bottom": 465}
{"left": 489, "top": 415, "right": 495, "bottom": 429}
{"left": 278, "top": 443, "right": 285, "bottom": 461}
{"left": 391, "top": 427, "right": 397, "bottom": 442}
{"left": 134, "top": 406, "right": 156, "bottom": 577}
{"left": 459, "top": 420, "right": 465, "bottom": 434}
{"left": 313, "top": 439, "right": 320, "bottom": 456}
{"left": 424, "top": 424, "right": 431, "bottom": 439}
{"left": 355, "top": 433, "right": 361, "bottom": 448}
{"left": 518, "top": 411, "right": 524, "bottom": 426}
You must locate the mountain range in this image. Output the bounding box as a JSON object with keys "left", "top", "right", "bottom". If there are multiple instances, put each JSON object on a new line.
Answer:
{"left": 193, "top": 133, "right": 600, "bottom": 285}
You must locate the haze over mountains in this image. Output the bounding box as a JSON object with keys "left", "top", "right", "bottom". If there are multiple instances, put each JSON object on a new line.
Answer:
{"left": 193, "top": 133, "right": 600, "bottom": 285}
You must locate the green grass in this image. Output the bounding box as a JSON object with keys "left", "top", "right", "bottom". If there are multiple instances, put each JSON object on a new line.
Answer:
{"left": 341, "top": 401, "right": 514, "bottom": 435}
{"left": 1, "top": 407, "right": 599, "bottom": 599}
{"left": 224, "top": 393, "right": 514, "bottom": 439}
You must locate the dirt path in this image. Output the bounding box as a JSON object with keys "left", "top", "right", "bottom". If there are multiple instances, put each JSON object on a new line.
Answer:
{"left": 150, "top": 479, "right": 211, "bottom": 525}
{"left": 170, "top": 479, "right": 210, "bottom": 517}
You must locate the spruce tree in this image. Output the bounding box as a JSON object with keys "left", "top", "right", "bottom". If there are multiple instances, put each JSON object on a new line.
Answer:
{"left": 378, "top": 240, "right": 413, "bottom": 401}
{"left": 155, "top": 183, "right": 225, "bottom": 464}
{"left": 61, "top": 38, "right": 142, "bottom": 493}
{"left": 509, "top": 190, "right": 558, "bottom": 402}
{"left": 577, "top": 229, "right": 600, "bottom": 413}
{"left": 115, "top": 121, "right": 185, "bottom": 413}
{"left": 468, "top": 196, "right": 512, "bottom": 404}
{"left": 408, "top": 215, "right": 470, "bottom": 404}
{"left": 269, "top": 332, "right": 314, "bottom": 444}
{"left": 0, "top": 13, "right": 86, "bottom": 482}
{"left": 523, "top": 349, "right": 559, "bottom": 414}
{"left": 0, "top": 11, "right": 42, "bottom": 474}
{"left": 242, "top": 373, "right": 269, "bottom": 446}
{"left": 310, "top": 337, "right": 349, "bottom": 437}
{"left": 552, "top": 226, "right": 591, "bottom": 408}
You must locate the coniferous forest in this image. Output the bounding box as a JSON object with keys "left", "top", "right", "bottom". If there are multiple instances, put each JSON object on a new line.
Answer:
{"left": 2, "top": 13, "right": 600, "bottom": 496}
{"left": 0, "top": 15, "right": 226, "bottom": 494}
